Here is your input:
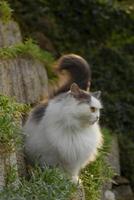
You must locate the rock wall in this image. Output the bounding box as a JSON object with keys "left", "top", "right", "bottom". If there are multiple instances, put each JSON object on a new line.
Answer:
{"left": 102, "top": 135, "right": 134, "bottom": 200}
{"left": 0, "top": 20, "right": 22, "bottom": 48}
{"left": 0, "top": 19, "right": 48, "bottom": 104}
{"left": 0, "top": 57, "right": 48, "bottom": 103}
{"left": 0, "top": 16, "right": 48, "bottom": 192}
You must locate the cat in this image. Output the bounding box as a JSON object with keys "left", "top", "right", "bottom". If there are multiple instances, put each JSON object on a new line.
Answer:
{"left": 24, "top": 82, "right": 103, "bottom": 183}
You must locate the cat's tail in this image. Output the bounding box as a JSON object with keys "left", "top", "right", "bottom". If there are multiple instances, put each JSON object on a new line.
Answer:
{"left": 49, "top": 54, "right": 91, "bottom": 98}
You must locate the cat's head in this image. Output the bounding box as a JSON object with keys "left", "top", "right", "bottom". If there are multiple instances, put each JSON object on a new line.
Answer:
{"left": 69, "top": 83, "right": 102, "bottom": 125}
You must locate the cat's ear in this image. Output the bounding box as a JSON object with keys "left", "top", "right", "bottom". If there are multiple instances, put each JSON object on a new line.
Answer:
{"left": 70, "top": 83, "right": 80, "bottom": 95}
{"left": 92, "top": 91, "right": 101, "bottom": 99}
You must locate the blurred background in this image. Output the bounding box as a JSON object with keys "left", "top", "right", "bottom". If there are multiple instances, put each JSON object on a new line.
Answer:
{"left": 0, "top": 0, "right": 134, "bottom": 198}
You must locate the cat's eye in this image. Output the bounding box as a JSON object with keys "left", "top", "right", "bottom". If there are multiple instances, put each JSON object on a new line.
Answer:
{"left": 90, "top": 107, "right": 96, "bottom": 113}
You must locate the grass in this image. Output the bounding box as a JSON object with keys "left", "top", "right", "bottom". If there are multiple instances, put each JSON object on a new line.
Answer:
{"left": 81, "top": 128, "right": 114, "bottom": 200}
{"left": 0, "top": 166, "right": 76, "bottom": 200}
{"left": 0, "top": 39, "right": 57, "bottom": 80}
{"left": 0, "top": 1, "right": 12, "bottom": 23}
{"left": 0, "top": 95, "right": 28, "bottom": 150}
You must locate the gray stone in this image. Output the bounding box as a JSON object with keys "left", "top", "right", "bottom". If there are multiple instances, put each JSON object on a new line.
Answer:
{"left": 0, "top": 56, "right": 48, "bottom": 103}
{"left": 0, "top": 147, "right": 19, "bottom": 190}
{"left": 101, "top": 135, "right": 120, "bottom": 200}
{"left": 71, "top": 181, "right": 85, "bottom": 200}
{"left": 113, "top": 185, "right": 134, "bottom": 200}
{"left": 106, "top": 134, "right": 120, "bottom": 175}
{"left": 0, "top": 20, "right": 22, "bottom": 47}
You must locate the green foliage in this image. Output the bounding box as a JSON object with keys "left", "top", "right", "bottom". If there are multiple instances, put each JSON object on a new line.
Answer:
{"left": 0, "top": 1, "right": 12, "bottom": 22}
{"left": 0, "top": 95, "right": 28, "bottom": 149}
{"left": 81, "top": 128, "right": 114, "bottom": 200}
{"left": 0, "top": 39, "right": 57, "bottom": 80}
{"left": 90, "top": 47, "right": 134, "bottom": 133}
{"left": 0, "top": 166, "right": 76, "bottom": 200}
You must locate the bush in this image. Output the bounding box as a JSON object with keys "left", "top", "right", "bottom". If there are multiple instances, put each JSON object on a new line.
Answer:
{"left": 0, "top": 1, "right": 12, "bottom": 22}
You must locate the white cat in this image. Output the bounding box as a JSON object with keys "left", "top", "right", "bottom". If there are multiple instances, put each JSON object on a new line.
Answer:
{"left": 24, "top": 83, "right": 103, "bottom": 183}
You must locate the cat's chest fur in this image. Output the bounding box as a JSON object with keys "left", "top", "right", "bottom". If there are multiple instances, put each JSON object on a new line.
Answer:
{"left": 41, "top": 121, "right": 102, "bottom": 167}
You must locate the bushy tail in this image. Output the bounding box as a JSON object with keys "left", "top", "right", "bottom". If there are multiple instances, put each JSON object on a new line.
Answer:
{"left": 49, "top": 54, "right": 91, "bottom": 98}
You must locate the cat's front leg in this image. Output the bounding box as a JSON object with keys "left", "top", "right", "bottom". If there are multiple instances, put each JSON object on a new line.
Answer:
{"left": 72, "top": 175, "right": 79, "bottom": 184}
{"left": 71, "top": 169, "right": 81, "bottom": 184}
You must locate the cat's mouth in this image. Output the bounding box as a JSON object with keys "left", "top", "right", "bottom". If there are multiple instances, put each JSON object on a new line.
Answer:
{"left": 89, "top": 118, "right": 98, "bottom": 125}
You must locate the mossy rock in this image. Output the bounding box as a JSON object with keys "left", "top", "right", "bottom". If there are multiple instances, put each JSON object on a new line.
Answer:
{"left": 0, "top": 56, "right": 48, "bottom": 103}
{"left": 0, "top": 20, "right": 22, "bottom": 48}
{"left": 0, "top": 148, "right": 19, "bottom": 191}
{"left": 71, "top": 182, "right": 85, "bottom": 200}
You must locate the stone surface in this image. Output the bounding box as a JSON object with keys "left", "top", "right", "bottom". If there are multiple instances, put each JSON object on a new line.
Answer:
{"left": 106, "top": 134, "right": 120, "bottom": 175}
{"left": 71, "top": 182, "right": 85, "bottom": 200}
{"left": 113, "top": 185, "right": 134, "bottom": 200}
{"left": 101, "top": 134, "right": 134, "bottom": 200}
{"left": 0, "top": 153, "right": 5, "bottom": 191}
{"left": 0, "top": 56, "right": 48, "bottom": 103}
{"left": 101, "top": 135, "right": 120, "bottom": 200}
{"left": 105, "top": 190, "right": 116, "bottom": 200}
{"left": 0, "top": 148, "right": 19, "bottom": 190}
{"left": 0, "top": 20, "right": 22, "bottom": 47}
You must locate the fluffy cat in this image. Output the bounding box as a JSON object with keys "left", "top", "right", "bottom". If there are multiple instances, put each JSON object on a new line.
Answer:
{"left": 24, "top": 83, "right": 103, "bottom": 183}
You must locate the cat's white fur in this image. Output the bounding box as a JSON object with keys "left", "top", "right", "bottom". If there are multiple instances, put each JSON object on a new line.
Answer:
{"left": 24, "top": 91, "right": 103, "bottom": 183}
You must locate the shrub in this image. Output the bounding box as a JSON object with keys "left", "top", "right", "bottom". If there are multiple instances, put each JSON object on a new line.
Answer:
{"left": 0, "top": 1, "right": 12, "bottom": 22}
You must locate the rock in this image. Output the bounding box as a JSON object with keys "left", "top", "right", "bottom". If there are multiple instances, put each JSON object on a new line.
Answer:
{"left": 106, "top": 134, "right": 120, "bottom": 175}
{"left": 113, "top": 185, "right": 134, "bottom": 200}
{"left": 105, "top": 190, "right": 116, "bottom": 200}
{"left": 101, "top": 135, "right": 120, "bottom": 200}
{"left": 0, "top": 20, "right": 22, "bottom": 47}
{"left": 0, "top": 153, "right": 5, "bottom": 191}
{"left": 0, "top": 147, "right": 20, "bottom": 190}
{"left": 113, "top": 175, "right": 130, "bottom": 185}
{"left": 0, "top": 56, "right": 48, "bottom": 103}
{"left": 71, "top": 181, "right": 85, "bottom": 200}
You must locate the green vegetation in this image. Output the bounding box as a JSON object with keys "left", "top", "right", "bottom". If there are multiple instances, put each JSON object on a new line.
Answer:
{"left": 0, "top": 1, "right": 12, "bottom": 22}
{"left": 0, "top": 39, "right": 57, "bottom": 80}
{"left": 0, "top": 166, "right": 76, "bottom": 200}
{"left": 81, "top": 128, "right": 114, "bottom": 200}
{"left": 0, "top": 95, "right": 28, "bottom": 150}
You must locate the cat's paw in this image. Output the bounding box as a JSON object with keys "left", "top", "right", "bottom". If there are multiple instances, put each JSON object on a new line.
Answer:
{"left": 72, "top": 176, "right": 78, "bottom": 184}
{"left": 72, "top": 176, "right": 80, "bottom": 184}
